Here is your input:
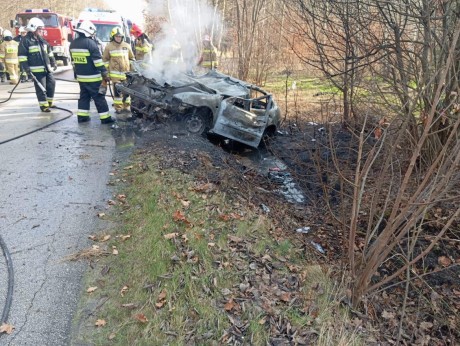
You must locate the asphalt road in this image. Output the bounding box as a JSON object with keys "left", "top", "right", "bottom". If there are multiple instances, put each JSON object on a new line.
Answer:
{"left": 0, "top": 68, "right": 118, "bottom": 345}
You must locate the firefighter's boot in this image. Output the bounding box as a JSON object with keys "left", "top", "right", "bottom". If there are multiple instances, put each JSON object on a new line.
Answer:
{"left": 40, "top": 106, "right": 51, "bottom": 113}
{"left": 0, "top": 73, "right": 5, "bottom": 83}
{"left": 101, "top": 116, "right": 116, "bottom": 124}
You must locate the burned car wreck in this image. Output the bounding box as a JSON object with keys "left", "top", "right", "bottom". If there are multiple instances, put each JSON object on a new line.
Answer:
{"left": 116, "top": 69, "right": 281, "bottom": 148}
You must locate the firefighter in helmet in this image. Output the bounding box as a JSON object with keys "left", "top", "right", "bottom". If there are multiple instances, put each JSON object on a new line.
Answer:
{"left": 0, "top": 30, "right": 19, "bottom": 85}
{"left": 70, "top": 20, "right": 114, "bottom": 124}
{"left": 102, "top": 26, "right": 134, "bottom": 114}
{"left": 198, "top": 34, "right": 218, "bottom": 70}
{"left": 14, "top": 26, "right": 27, "bottom": 43}
{"left": 130, "top": 23, "right": 152, "bottom": 61}
{"left": 18, "top": 17, "right": 57, "bottom": 112}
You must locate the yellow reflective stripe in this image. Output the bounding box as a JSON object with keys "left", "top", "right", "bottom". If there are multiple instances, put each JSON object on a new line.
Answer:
{"left": 19, "top": 55, "right": 27, "bottom": 62}
{"left": 0, "top": 54, "right": 4, "bottom": 58}
{"left": 39, "top": 101, "right": 49, "bottom": 106}
{"left": 29, "top": 45, "right": 39, "bottom": 52}
{"left": 109, "top": 71, "right": 126, "bottom": 77}
{"left": 93, "top": 58, "right": 103, "bottom": 64}
{"left": 77, "top": 110, "right": 90, "bottom": 116}
{"left": 113, "top": 98, "right": 123, "bottom": 105}
{"left": 99, "top": 113, "right": 111, "bottom": 120}
{"left": 77, "top": 77, "right": 103, "bottom": 82}
{"left": 70, "top": 49, "right": 90, "bottom": 55}
{"left": 5, "top": 59, "right": 18, "bottom": 63}
{"left": 30, "top": 66, "right": 46, "bottom": 72}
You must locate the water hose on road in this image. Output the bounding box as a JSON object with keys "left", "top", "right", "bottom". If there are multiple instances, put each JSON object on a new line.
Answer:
{"left": 0, "top": 234, "right": 14, "bottom": 327}
{"left": 0, "top": 78, "right": 21, "bottom": 104}
{"left": 0, "top": 106, "right": 73, "bottom": 145}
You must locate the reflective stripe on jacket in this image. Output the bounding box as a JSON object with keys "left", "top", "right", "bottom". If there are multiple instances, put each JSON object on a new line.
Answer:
{"left": 0, "top": 40, "right": 19, "bottom": 64}
{"left": 102, "top": 41, "right": 134, "bottom": 82}
{"left": 18, "top": 33, "right": 54, "bottom": 74}
{"left": 70, "top": 36, "right": 107, "bottom": 83}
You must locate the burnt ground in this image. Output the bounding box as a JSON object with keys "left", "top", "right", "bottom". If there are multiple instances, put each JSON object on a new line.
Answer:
{"left": 112, "top": 117, "right": 460, "bottom": 345}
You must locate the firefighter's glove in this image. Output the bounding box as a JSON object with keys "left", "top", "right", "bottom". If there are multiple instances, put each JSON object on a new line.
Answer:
{"left": 101, "top": 71, "right": 110, "bottom": 82}
{"left": 52, "top": 64, "right": 58, "bottom": 71}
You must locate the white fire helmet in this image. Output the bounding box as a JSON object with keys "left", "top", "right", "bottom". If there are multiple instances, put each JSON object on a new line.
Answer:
{"left": 3, "top": 30, "right": 12, "bottom": 39}
{"left": 26, "top": 18, "right": 45, "bottom": 32}
{"left": 19, "top": 26, "right": 27, "bottom": 34}
{"left": 76, "top": 20, "right": 96, "bottom": 38}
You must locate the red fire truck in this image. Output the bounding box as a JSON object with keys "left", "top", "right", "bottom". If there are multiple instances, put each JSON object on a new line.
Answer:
{"left": 11, "top": 9, "right": 74, "bottom": 66}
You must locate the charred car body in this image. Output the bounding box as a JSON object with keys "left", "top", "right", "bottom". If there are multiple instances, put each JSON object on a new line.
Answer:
{"left": 116, "top": 69, "right": 281, "bottom": 148}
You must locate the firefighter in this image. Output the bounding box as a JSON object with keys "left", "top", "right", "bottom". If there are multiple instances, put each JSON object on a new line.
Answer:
{"left": 18, "top": 18, "right": 57, "bottom": 112}
{"left": 166, "top": 28, "right": 182, "bottom": 66}
{"left": 70, "top": 20, "right": 114, "bottom": 124}
{"left": 102, "top": 26, "right": 135, "bottom": 114}
{"left": 198, "top": 35, "right": 218, "bottom": 70}
{"left": 14, "top": 27, "right": 30, "bottom": 82}
{"left": 0, "top": 30, "right": 19, "bottom": 85}
{"left": 14, "top": 26, "right": 27, "bottom": 43}
{"left": 130, "top": 23, "right": 152, "bottom": 61}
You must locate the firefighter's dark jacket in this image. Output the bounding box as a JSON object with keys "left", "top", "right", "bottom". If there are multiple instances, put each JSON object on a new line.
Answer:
{"left": 70, "top": 36, "right": 107, "bottom": 83}
{"left": 18, "top": 32, "right": 56, "bottom": 74}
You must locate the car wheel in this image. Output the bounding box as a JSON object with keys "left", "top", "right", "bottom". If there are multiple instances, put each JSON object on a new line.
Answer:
{"left": 184, "top": 109, "right": 211, "bottom": 135}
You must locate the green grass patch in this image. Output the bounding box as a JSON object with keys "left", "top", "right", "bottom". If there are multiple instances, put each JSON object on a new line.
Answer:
{"left": 71, "top": 153, "right": 361, "bottom": 345}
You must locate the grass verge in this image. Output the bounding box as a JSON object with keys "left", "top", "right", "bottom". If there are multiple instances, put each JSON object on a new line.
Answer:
{"left": 71, "top": 150, "right": 362, "bottom": 345}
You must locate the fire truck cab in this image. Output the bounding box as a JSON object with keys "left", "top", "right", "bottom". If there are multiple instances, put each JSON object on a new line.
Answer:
{"left": 11, "top": 9, "right": 73, "bottom": 66}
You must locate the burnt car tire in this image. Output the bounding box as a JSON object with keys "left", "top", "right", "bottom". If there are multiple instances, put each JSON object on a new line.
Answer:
{"left": 184, "top": 109, "right": 212, "bottom": 135}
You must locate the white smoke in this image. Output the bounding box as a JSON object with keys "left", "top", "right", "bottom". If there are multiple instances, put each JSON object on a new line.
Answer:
{"left": 142, "top": 0, "right": 221, "bottom": 85}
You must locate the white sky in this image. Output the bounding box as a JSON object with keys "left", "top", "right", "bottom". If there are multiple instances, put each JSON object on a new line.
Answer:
{"left": 106, "top": 0, "right": 147, "bottom": 25}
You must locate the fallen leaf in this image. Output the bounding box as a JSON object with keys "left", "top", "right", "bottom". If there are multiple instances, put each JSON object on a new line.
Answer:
{"left": 97, "top": 213, "right": 106, "bottom": 218}
{"left": 120, "top": 286, "right": 129, "bottom": 296}
{"left": 420, "top": 321, "right": 433, "bottom": 330}
{"left": 120, "top": 234, "right": 131, "bottom": 241}
{"left": 87, "top": 286, "right": 98, "bottom": 293}
{"left": 123, "top": 165, "right": 134, "bottom": 170}
{"left": 224, "top": 299, "right": 236, "bottom": 311}
{"left": 164, "top": 232, "right": 179, "bottom": 240}
{"left": 107, "top": 199, "right": 116, "bottom": 205}
{"left": 101, "top": 235, "right": 111, "bottom": 242}
{"left": 133, "top": 313, "right": 148, "bottom": 323}
{"left": 95, "top": 319, "right": 106, "bottom": 327}
{"left": 181, "top": 200, "right": 191, "bottom": 208}
{"left": 280, "top": 292, "right": 291, "bottom": 302}
{"left": 88, "top": 235, "right": 97, "bottom": 241}
{"left": 438, "top": 256, "right": 452, "bottom": 267}
{"left": 112, "top": 246, "right": 119, "bottom": 255}
{"left": 108, "top": 333, "right": 116, "bottom": 340}
{"left": 0, "top": 323, "right": 14, "bottom": 334}
{"left": 381, "top": 310, "right": 395, "bottom": 319}
{"left": 173, "top": 210, "right": 191, "bottom": 225}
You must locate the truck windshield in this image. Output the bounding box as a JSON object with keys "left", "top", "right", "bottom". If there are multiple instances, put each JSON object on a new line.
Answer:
{"left": 16, "top": 14, "right": 59, "bottom": 28}
{"left": 94, "top": 24, "right": 119, "bottom": 42}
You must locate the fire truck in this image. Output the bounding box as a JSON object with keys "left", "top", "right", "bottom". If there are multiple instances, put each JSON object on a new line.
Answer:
{"left": 11, "top": 9, "right": 73, "bottom": 66}
{"left": 76, "top": 8, "right": 131, "bottom": 51}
